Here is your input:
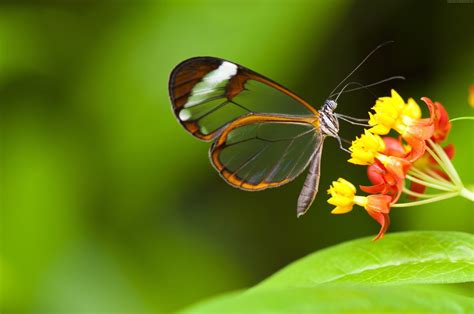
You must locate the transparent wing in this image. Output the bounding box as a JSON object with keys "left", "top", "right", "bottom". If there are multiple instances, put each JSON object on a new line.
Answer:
{"left": 169, "top": 57, "right": 319, "bottom": 141}
{"left": 210, "top": 114, "right": 322, "bottom": 190}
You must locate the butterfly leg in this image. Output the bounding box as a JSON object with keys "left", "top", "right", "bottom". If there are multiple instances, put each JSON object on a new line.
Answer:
{"left": 335, "top": 114, "right": 370, "bottom": 127}
{"left": 336, "top": 136, "right": 351, "bottom": 154}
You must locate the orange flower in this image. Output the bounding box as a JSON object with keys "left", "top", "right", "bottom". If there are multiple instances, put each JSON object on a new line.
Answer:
{"left": 364, "top": 161, "right": 398, "bottom": 195}
{"left": 373, "top": 153, "right": 412, "bottom": 182}
{"left": 364, "top": 195, "right": 391, "bottom": 240}
{"left": 353, "top": 193, "right": 392, "bottom": 240}
{"left": 362, "top": 137, "right": 408, "bottom": 203}
{"left": 382, "top": 136, "right": 408, "bottom": 157}
{"left": 328, "top": 179, "right": 393, "bottom": 240}
{"left": 400, "top": 98, "right": 435, "bottom": 162}
{"left": 349, "top": 131, "right": 412, "bottom": 186}
{"left": 422, "top": 98, "right": 451, "bottom": 143}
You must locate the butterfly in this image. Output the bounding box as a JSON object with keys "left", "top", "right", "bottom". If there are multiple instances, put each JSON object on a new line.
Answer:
{"left": 168, "top": 43, "right": 402, "bottom": 217}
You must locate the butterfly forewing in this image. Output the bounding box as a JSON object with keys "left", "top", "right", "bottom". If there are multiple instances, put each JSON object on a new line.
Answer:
{"left": 210, "top": 114, "right": 322, "bottom": 190}
{"left": 169, "top": 57, "right": 319, "bottom": 141}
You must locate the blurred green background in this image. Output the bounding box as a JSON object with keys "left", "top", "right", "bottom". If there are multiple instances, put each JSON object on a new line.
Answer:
{"left": 1, "top": 0, "right": 473, "bottom": 312}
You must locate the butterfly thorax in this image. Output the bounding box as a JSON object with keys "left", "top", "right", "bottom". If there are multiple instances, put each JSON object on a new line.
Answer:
{"left": 319, "top": 100, "right": 339, "bottom": 138}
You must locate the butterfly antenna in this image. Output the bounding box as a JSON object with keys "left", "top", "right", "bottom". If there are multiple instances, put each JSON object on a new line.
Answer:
{"left": 328, "top": 40, "right": 395, "bottom": 98}
{"left": 334, "top": 82, "right": 357, "bottom": 102}
{"left": 329, "top": 75, "right": 405, "bottom": 99}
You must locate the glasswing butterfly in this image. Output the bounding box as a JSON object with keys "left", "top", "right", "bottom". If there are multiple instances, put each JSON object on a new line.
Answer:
{"left": 168, "top": 43, "right": 402, "bottom": 217}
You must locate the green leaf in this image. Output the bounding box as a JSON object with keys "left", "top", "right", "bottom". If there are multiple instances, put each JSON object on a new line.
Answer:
{"left": 183, "top": 285, "right": 473, "bottom": 313}
{"left": 181, "top": 232, "right": 474, "bottom": 313}
{"left": 256, "top": 231, "right": 474, "bottom": 289}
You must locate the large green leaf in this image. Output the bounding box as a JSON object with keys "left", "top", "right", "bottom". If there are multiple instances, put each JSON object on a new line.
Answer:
{"left": 183, "top": 285, "right": 473, "bottom": 313}
{"left": 256, "top": 231, "right": 474, "bottom": 289}
{"left": 183, "top": 231, "right": 474, "bottom": 313}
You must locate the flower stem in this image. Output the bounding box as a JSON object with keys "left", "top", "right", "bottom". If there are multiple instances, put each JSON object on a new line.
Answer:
{"left": 425, "top": 144, "right": 459, "bottom": 185}
{"left": 450, "top": 116, "right": 474, "bottom": 122}
{"left": 406, "top": 174, "right": 454, "bottom": 192}
{"left": 408, "top": 168, "right": 454, "bottom": 189}
{"left": 424, "top": 168, "right": 451, "bottom": 183}
{"left": 402, "top": 187, "right": 450, "bottom": 199}
{"left": 392, "top": 192, "right": 459, "bottom": 208}
{"left": 428, "top": 140, "right": 462, "bottom": 185}
{"left": 460, "top": 187, "right": 474, "bottom": 201}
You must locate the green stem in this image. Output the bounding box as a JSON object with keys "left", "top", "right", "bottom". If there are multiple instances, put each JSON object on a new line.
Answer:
{"left": 424, "top": 168, "right": 451, "bottom": 183}
{"left": 425, "top": 144, "right": 458, "bottom": 185}
{"left": 392, "top": 192, "right": 459, "bottom": 208}
{"left": 408, "top": 168, "right": 454, "bottom": 189}
{"left": 450, "top": 116, "right": 474, "bottom": 122}
{"left": 405, "top": 174, "right": 454, "bottom": 192}
{"left": 460, "top": 187, "right": 474, "bottom": 201}
{"left": 428, "top": 140, "right": 462, "bottom": 185}
{"left": 402, "top": 186, "right": 451, "bottom": 199}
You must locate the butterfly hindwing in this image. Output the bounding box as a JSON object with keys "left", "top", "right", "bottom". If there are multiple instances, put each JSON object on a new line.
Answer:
{"left": 210, "top": 114, "right": 322, "bottom": 191}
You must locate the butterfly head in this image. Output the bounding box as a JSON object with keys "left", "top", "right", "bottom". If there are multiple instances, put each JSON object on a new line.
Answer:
{"left": 323, "top": 99, "right": 338, "bottom": 111}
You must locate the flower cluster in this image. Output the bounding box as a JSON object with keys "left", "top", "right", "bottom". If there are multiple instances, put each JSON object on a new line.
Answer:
{"left": 328, "top": 89, "right": 473, "bottom": 240}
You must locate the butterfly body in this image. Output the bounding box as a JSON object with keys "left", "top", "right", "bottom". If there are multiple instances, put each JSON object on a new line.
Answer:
{"left": 319, "top": 100, "right": 340, "bottom": 138}
{"left": 169, "top": 57, "right": 342, "bottom": 216}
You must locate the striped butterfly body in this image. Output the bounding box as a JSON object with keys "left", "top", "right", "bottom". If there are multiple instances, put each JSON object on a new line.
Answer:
{"left": 169, "top": 57, "right": 341, "bottom": 217}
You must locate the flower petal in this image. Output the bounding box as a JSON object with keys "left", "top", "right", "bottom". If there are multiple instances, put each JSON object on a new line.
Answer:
{"left": 366, "top": 211, "right": 390, "bottom": 241}
{"left": 331, "top": 206, "right": 353, "bottom": 214}
{"left": 360, "top": 183, "right": 388, "bottom": 194}
{"left": 327, "top": 178, "right": 356, "bottom": 214}
{"left": 382, "top": 136, "right": 406, "bottom": 157}
{"left": 403, "top": 134, "right": 429, "bottom": 162}
{"left": 349, "top": 130, "right": 386, "bottom": 165}
{"left": 367, "top": 163, "right": 385, "bottom": 185}
{"left": 430, "top": 100, "right": 451, "bottom": 143}
{"left": 443, "top": 144, "right": 455, "bottom": 160}
{"left": 408, "top": 181, "right": 426, "bottom": 201}
{"left": 366, "top": 195, "right": 392, "bottom": 214}
{"left": 377, "top": 155, "right": 411, "bottom": 180}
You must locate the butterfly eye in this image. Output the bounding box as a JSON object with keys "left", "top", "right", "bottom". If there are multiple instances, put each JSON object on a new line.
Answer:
{"left": 324, "top": 100, "right": 337, "bottom": 111}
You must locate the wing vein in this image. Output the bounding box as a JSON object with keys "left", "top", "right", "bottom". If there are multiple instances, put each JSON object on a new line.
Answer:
{"left": 260, "top": 137, "right": 297, "bottom": 184}
{"left": 189, "top": 100, "right": 229, "bottom": 122}
{"left": 226, "top": 143, "right": 271, "bottom": 179}
{"left": 287, "top": 132, "right": 318, "bottom": 178}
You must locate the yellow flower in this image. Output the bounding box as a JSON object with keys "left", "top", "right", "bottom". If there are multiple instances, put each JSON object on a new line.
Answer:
{"left": 348, "top": 130, "right": 385, "bottom": 165}
{"left": 368, "top": 89, "right": 421, "bottom": 135}
{"left": 327, "top": 178, "right": 356, "bottom": 214}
